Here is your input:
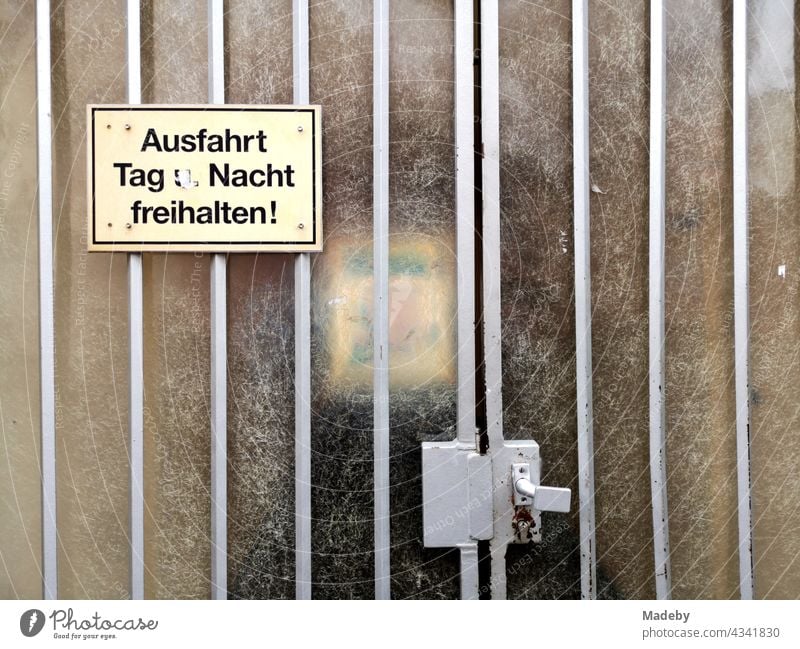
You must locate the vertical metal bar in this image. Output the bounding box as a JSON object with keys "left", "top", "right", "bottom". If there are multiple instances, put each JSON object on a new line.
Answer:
{"left": 293, "top": 0, "right": 312, "bottom": 601}
{"left": 36, "top": 0, "right": 57, "bottom": 601}
{"left": 455, "top": 0, "right": 479, "bottom": 601}
{"left": 373, "top": 0, "right": 391, "bottom": 600}
{"left": 128, "top": 263, "right": 144, "bottom": 602}
{"left": 571, "top": 0, "right": 597, "bottom": 601}
{"left": 126, "top": 0, "right": 145, "bottom": 602}
{"left": 732, "top": 0, "right": 755, "bottom": 601}
{"left": 479, "top": 0, "right": 503, "bottom": 454}
{"left": 479, "top": 0, "right": 507, "bottom": 599}
{"left": 455, "top": 0, "right": 476, "bottom": 451}
{"left": 648, "top": 0, "right": 671, "bottom": 600}
{"left": 458, "top": 543, "right": 479, "bottom": 600}
{"left": 208, "top": 0, "right": 228, "bottom": 601}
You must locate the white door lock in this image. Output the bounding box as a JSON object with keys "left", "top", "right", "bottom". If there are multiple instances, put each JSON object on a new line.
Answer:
{"left": 422, "top": 440, "right": 572, "bottom": 549}
{"left": 512, "top": 462, "right": 571, "bottom": 513}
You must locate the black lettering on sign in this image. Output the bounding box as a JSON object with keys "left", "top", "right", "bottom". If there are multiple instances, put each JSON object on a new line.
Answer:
{"left": 140, "top": 127, "right": 269, "bottom": 153}
{"left": 208, "top": 162, "right": 296, "bottom": 188}
{"left": 113, "top": 162, "right": 164, "bottom": 193}
{"left": 131, "top": 199, "right": 271, "bottom": 225}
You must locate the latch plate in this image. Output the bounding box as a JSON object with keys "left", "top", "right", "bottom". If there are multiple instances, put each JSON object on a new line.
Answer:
{"left": 422, "top": 438, "right": 570, "bottom": 549}
{"left": 421, "top": 442, "right": 493, "bottom": 548}
{"left": 512, "top": 462, "right": 533, "bottom": 506}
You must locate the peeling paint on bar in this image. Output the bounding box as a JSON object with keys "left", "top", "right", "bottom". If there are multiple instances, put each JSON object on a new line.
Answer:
{"left": 648, "top": 0, "right": 672, "bottom": 601}
{"left": 479, "top": 0, "right": 507, "bottom": 600}
{"left": 732, "top": 0, "right": 755, "bottom": 601}
{"left": 572, "top": 0, "right": 598, "bottom": 601}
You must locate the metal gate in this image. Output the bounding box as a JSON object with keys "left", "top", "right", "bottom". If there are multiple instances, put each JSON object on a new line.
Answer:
{"left": 4, "top": 0, "right": 794, "bottom": 600}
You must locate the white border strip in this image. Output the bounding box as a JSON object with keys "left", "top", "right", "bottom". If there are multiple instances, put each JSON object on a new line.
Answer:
{"left": 36, "top": 0, "right": 57, "bottom": 601}
{"left": 373, "top": 0, "right": 391, "bottom": 601}
{"left": 732, "top": 0, "right": 754, "bottom": 601}
{"left": 293, "top": 0, "right": 312, "bottom": 601}
{"left": 208, "top": 0, "right": 228, "bottom": 601}
{"left": 572, "top": 0, "right": 597, "bottom": 601}
{"left": 126, "top": 0, "right": 145, "bottom": 602}
{"left": 648, "top": 0, "right": 671, "bottom": 600}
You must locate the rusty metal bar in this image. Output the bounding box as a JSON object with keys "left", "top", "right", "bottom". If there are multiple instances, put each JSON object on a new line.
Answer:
{"left": 732, "top": 0, "right": 755, "bottom": 601}
{"left": 572, "top": 0, "right": 597, "bottom": 601}
{"left": 648, "top": 0, "right": 672, "bottom": 600}
{"left": 479, "top": 0, "right": 507, "bottom": 600}
{"left": 479, "top": 0, "right": 503, "bottom": 456}
{"left": 455, "top": 0, "right": 479, "bottom": 600}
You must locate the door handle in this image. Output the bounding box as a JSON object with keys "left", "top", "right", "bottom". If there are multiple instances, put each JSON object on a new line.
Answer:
{"left": 512, "top": 463, "right": 571, "bottom": 513}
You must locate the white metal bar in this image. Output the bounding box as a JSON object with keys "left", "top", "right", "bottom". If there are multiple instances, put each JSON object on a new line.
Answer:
{"left": 36, "top": 0, "right": 57, "bottom": 601}
{"left": 648, "top": 0, "right": 671, "bottom": 600}
{"left": 479, "top": 1, "right": 502, "bottom": 453}
{"left": 479, "top": 0, "right": 507, "bottom": 600}
{"left": 571, "top": 0, "right": 597, "bottom": 601}
{"left": 128, "top": 262, "right": 144, "bottom": 601}
{"left": 373, "top": 0, "right": 391, "bottom": 600}
{"left": 732, "top": 0, "right": 755, "bottom": 601}
{"left": 293, "top": 0, "right": 312, "bottom": 601}
{"left": 458, "top": 543, "right": 479, "bottom": 600}
{"left": 208, "top": 0, "right": 227, "bottom": 601}
{"left": 454, "top": 0, "right": 477, "bottom": 452}
{"left": 208, "top": 0, "right": 225, "bottom": 99}
{"left": 209, "top": 255, "right": 226, "bottom": 600}
{"left": 454, "top": 0, "right": 479, "bottom": 601}
{"left": 126, "top": 0, "right": 145, "bottom": 602}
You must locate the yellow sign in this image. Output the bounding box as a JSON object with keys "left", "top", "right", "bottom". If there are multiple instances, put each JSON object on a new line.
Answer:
{"left": 87, "top": 104, "right": 322, "bottom": 252}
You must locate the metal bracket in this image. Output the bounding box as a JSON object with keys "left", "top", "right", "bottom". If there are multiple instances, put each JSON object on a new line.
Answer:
{"left": 421, "top": 442, "right": 493, "bottom": 548}
{"left": 512, "top": 462, "right": 535, "bottom": 506}
{"left": 421, "top": 439, "right": 571, "bottom": 550}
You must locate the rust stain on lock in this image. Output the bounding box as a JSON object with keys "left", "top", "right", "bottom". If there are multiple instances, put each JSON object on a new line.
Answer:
{"left": 512, "top": 508, "right": 535, "bottom": 541}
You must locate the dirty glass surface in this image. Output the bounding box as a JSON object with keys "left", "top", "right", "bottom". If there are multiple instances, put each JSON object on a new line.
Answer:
{"left": 587, "top": 0, "right": 654, "bottom": 599}
{"left": 4, "top": 0, "right": 800, "bottom": 602}
{"left": 224, "top": 0, "right": 296, "bottom": 600}
{"left": 748, "top": 0, "right": 800, "bottom": 599}
{"left": 498, "top": 0, "right": 585, "bottom": 599}
{"left": 50, "top": 0, "right": 131, "bottom": 598}
{"left": 139, "top": 0, "right": 212, "bottom": 599}
{"left": 308, "top": 0, "right": 376, "bottom": 598}
{"left": 663, "top": 0, "right": 739, "bottom": 599}
{"left": 387, "top": 0, "right": 460, "bottom": 599}
{"left": 493, "top": 0, "right": 661, "bottom": 599}
{"left": 0, "top": 0, "right": 41, "bottom": 599}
